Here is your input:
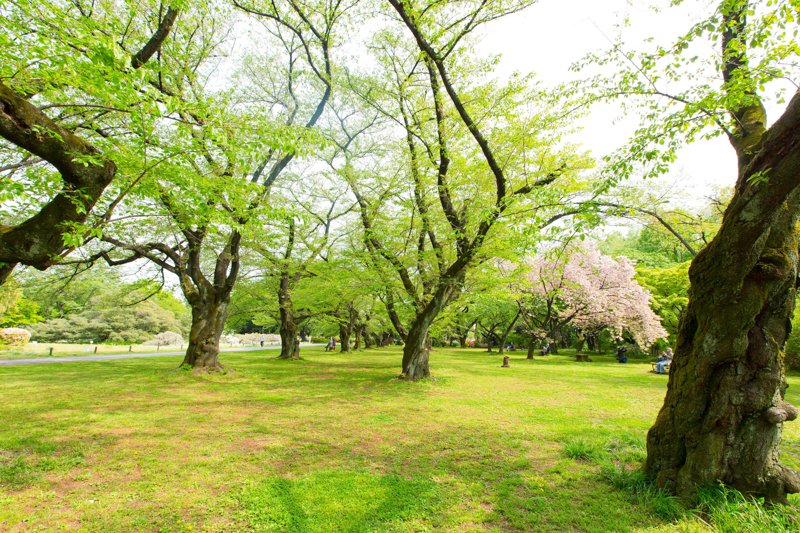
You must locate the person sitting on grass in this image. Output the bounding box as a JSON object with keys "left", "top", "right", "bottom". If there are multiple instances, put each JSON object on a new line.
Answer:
{"left": 616, "top": 345, "right": 628, "bottom": 363}
{"left": 655, "top": 348, "right": 673, "bottom": 374}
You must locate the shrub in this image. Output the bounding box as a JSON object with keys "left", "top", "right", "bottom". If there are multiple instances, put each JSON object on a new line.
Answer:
{"left": 108, "top": 329, "right": 152, "bottom": 344}
{"left": 221, "top": 334, "right": 241, "bottom": 345}
{"left": 238, "top": 333, "right": 280, "bottom": 345}
{"left": 143, "top": 331, "right": 185, "bottom": 346}
{"left": 0, "top": 327, "right": 31, "bottom": 347}
{"left": 31, "top": 300, "right": 182, "bottom": 344}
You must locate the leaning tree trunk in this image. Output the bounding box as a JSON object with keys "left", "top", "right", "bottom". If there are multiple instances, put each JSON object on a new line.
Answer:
{"left": 277, "top": 284, "right": 300, "bottom": 360}
{"left": 645, "top": 88, "right": 800, "bottom": 503}
{"left": 182, "top": 298, "right": 228, "bottom": 371}
{"left": 401, "top": 280, "right": 459, "bottom": 380}
{"left": 498, "top": 310, "right": 521, "bottom": 356}
{"left": 645, "top": 198, "right": 800, "bottom": 503}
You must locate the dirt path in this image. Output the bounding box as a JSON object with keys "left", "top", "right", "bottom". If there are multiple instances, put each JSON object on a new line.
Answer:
{"left": 0, "top": 345, "right": 318, "bottom": 366}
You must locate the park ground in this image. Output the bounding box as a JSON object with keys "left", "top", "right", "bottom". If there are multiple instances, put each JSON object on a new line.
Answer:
{"left": 1, "top": 347, "right": 798, "bottom": 532}
{"left": 0, "top": 342, "right": 280, "bottom": 360}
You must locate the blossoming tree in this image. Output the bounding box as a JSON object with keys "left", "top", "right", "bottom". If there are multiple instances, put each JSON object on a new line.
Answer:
{"left": 520, "top": 243, "right": 666, "bottom": 351}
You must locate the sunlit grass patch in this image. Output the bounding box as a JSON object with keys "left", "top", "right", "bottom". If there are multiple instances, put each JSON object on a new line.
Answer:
{"left": 0, "top": 347, "right": 797, "bottom": 530}
{"left": 236, "top": 470, "right": 442, "bottom": 532}
{"left": 600, "top": 463, "right": 685, "bottom": 522}
{"left": 696, "top": 485, "right": 799, "bottom": 532}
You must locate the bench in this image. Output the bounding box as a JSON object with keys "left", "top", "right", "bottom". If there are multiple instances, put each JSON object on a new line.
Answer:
{"left": 651, "top": 362, "right": 671, "bottom": 373}
{"left": 575, "top": 353, "right": 592, "bottom": 362}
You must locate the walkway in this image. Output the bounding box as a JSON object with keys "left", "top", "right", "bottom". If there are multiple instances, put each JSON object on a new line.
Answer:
{"left": 0, "top": 345, "right": 298, "bottom": 367}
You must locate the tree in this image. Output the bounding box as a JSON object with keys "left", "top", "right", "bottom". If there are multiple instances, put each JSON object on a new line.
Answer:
{"left": 634, "top": 262, "right": 690, "bottom": 342}
{"left": 253, "top": 179, "right": 352, "bottom": 360}
{"left": 83, "top": 0, "right": 352, "bottom": 371}
{"left": 589, "top": 0, "right": 800, "bottom": 502}
{"left": 339, "top": 1, "right": 585, "bottom": 380}
{"left": 518, "top": 243, "right": 666, "bottom": 353}
{"left": 0, "top": 3, "right": 179, "bottom": 283}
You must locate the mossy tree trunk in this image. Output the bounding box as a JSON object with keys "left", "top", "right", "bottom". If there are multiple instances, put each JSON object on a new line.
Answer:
{"left": 645, "top": 4, "right": 800, "bottom": 503}
{"left": 401, "top": 276, "right": 461, "bottom": 380}
{"left": 183, "top": 298, "right": 228, "bottom": 371}
{"left": 277, "top": 277, "right": 300, "bottom": 360}
{"left": 176, "top": 230, "right": 241, "bottom": 372}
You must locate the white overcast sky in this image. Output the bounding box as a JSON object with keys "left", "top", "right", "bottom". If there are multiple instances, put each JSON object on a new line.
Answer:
{"left": 476, "top": 0, "right": 739, "bottom": 205}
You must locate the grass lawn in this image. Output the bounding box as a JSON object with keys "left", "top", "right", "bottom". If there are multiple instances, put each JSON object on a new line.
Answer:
{"left": 1, "top": 347, "right": 798, "bottom": 531}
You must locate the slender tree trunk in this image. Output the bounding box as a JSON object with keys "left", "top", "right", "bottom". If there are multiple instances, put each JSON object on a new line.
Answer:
{"left": 498, "top": 310, "right": 520, "bottom": 355}
{"left": 527, "top": 340, "right": 535, "bottom": 360}
{"left": 576, "top": 332, "right": 586, "bottom": 352}
{"left": 547, "top": 330, "right": 560, "bottom": 354}
{"left": 459, "top": 334, "right": 468, "bottom": 348}
{"left": 363, "top": 327, "right": 373, "bottom": 349}
{"left": 182, "top": 298, "right": 228, "bottom": 371}
{"left": 277, "top": 281, "right": 300, "bottom": 360}
{"left": 339, "top": 323, "right": 351, "bottom": 353}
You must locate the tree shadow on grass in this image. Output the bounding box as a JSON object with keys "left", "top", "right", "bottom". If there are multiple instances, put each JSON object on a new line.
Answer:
{"left": 236, "top": 469, "right": 441, "bottom": 532}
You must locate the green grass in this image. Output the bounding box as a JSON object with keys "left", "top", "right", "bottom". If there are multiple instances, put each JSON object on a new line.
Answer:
{"left": 0, "top": 347, "right": 798, "bottom": 531}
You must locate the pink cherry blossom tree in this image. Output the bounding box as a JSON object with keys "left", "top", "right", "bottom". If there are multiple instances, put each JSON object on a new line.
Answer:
{"left": 520, "top": 242, "right": 667, "bottom": 351}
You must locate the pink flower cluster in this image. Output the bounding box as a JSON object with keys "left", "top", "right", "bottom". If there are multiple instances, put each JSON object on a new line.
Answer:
{"left": 524, "top": 243, "right": 667, "bottom": 349}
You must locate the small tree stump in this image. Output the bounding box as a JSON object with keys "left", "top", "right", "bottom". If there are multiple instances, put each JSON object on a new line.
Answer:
{"left": 501, "top": 356, "right": 510, "bottom": 368}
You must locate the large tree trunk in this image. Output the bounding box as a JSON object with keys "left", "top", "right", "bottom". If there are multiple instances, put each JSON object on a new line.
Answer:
{"left": 646, "top": 198, "right": 800, "bottom": 503}
{"left": 277, "top": 283, "right": 300, "bottom": 360}
{"left": 182, "top": 298, "right": 227, "bottom": 371}
{"left": 401, "top": 320, "right": 431, "bottom": 381}
{"left": 401, "top": 280, "right": 459, "bottom": 380}
{"left": 527, "top": 340, "right": 535, "bottom": 360}
{"left": 645, "top": 87, "right": 800, "bottom": 503}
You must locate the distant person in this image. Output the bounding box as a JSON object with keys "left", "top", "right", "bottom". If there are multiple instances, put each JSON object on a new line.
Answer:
{"left": 616, "top": 346, "right": 628, "bottom": 363}
{"left": 655, "top": 348, "right": 673, "bottom": 374}
{"left": 259, "top": 334, "right": 265, "bottom": 348}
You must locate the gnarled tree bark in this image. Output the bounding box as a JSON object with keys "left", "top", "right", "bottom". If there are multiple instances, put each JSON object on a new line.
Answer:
{"left": 645, "top": 2, "right": 800, "bottom": 503}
